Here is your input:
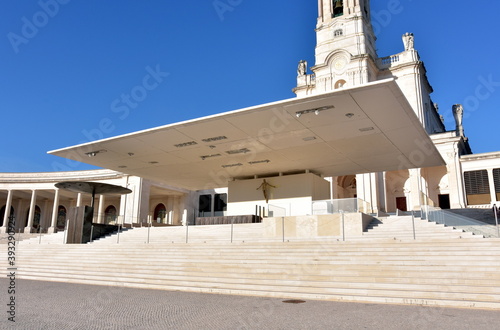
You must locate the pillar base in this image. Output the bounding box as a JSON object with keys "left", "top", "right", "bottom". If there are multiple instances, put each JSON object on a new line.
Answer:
{"left": 0, "top": 227, "right": 9, "bottom": 234}
{"left": 47, "top": 227, "right": 57, "bottom": 234}
{"left": 24, "top": 227, "right": 33, "bottom": 234}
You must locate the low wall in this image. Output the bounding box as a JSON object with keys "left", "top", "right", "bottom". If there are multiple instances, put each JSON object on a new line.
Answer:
{"left": 263, "top": 213, "right": 374, "bottom": 239}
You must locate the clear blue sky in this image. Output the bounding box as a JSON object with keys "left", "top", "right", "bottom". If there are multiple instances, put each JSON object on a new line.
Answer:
{"left": 1, "top": 0, "right": 499, "bottom": 173}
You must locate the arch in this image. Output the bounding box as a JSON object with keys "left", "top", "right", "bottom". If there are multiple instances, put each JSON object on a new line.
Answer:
{"left": 56, "top": 205, "right": 67, "bottom": 230}
{"left": 104, "top": 205, "right": 117, "bottom": 225}
{"left": 154, "top": 203, "right": 167, "bottom": 224}
{"left": 0, "top": 205, "right": 14, "bottom": 227}
{"left": 337, "top": 175, "right": 357, "bottom": 198}
{"left": 332, "top": 0, "right": 344, "bottom": 18}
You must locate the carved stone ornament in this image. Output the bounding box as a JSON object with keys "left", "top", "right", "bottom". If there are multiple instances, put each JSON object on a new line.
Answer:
{"left": 297, "top": 60, "right": 307, "bottom": 76}
{"left": 402, "top": 32, "right": 414, "bottom": 51}
{"left": 452, "top": 104, "right": 465, "bottom": 137}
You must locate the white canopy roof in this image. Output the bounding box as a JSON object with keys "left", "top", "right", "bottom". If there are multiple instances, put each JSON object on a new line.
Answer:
{"left": 49, "top": 79, "right": 444, "bottom": 190}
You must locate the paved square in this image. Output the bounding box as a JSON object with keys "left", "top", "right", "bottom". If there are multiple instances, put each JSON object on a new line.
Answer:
{"left": 1, "top": 279, "right": 499, "bottom": 329}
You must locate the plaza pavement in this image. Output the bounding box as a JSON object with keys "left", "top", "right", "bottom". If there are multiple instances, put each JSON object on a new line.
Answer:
{"left": 1, "top": 279, "right": 499, "bottom": 329}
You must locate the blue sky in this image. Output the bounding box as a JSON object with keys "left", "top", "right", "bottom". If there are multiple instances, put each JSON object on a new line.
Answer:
{"left": 1, "top": 0, "right": 499, "bottom": 173}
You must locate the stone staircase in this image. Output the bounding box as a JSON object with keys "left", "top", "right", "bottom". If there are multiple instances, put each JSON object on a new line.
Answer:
{"left": 362, "top": 215, "right": 483, "bottom": 240}
{"left": 1, "top": 216, "right": 499, "bottom": 310}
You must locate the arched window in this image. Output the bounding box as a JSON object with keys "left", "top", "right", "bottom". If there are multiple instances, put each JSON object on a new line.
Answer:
{"left": 56, "top": 206, "right": 67, "bottom": 230}
{"left": 333, "top": 0, "right": 344, "bottom": 18}
{"left": 0, "top": 205, "right": 14, "bottom": 227}
{"left": 154, "top": 204, "right": 167, "bottom": 223}
{"left": 335, "top": 79, "right": 347, "bottom": 89}
{"left": 26, "top": 206, "right": 42, "bottom": 231}
{"left": 104, "top": 205, "right": 117, "bottom": 225}
{"left": 334, "top": 29, "right": 343, "bottom": 37}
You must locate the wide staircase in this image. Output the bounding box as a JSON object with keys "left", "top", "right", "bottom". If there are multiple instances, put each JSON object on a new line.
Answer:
{"left": 1, "top": 215, "right": 499, "bottom": 309}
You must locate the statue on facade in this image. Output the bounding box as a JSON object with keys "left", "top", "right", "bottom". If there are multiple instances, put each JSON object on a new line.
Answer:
{"left": 297, "top": 60, "right": 307, "bottom": 76}
{"left": 402, "top": 32, "right": 414, "bottom": 51}
{"left": 452, "top": 104, "right": 465, "bottom": 137}
{"left": 257, "top": 179, "right": 276, "bottom": 203}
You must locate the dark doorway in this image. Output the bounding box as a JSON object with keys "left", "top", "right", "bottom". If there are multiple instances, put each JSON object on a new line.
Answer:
{"left": 438, "top": 194, "right": 451, "bottom": 209}
{"left": 396, "top": 197, "right": 407, "bottom": 212}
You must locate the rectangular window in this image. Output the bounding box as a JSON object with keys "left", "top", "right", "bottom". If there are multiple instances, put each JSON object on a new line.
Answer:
{"left": 214, "top": 193, "right": 227, "bottom": 216}
{"left": 494, "top": 168, "right": 500, "bottom": 201}
{"left": 198, "top": 194, "right": 212, "bottom": 217}
{"left": 464, "top": 170, "right": 490, "bottom": 205}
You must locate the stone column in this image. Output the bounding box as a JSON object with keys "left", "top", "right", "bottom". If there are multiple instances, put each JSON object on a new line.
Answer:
{"left": 24, "top": 190, "right": 37, "bottom": 233}
{"left": 487, "top": 169, "right": 497, "bottom": 205}
{"left": 0, "top": 190, "right": 13, "bottom": 234}
{"left": 76, "top": 193, "right": 82, "bottom": 207}
{"left": 97, "top": 195, "right": 105, "bottom": 224}
{"left": 48, "top": 189, "right": 60, "bottom": 234}
{"left": 167, "top": 197, "right": 174, "bottom": 225}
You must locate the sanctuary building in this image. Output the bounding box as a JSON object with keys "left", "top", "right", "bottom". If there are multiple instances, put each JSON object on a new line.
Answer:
{"left": 1, "top": 0, "right": 500, "bottom": 234}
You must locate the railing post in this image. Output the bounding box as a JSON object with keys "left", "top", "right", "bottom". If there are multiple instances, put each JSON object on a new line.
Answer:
{"left": 186, "top": 220, "right": 189, "bottom": 244}
{"left": 341, "top": 211, "right": 345, "bottom": 242}
{"left": 39, "top": 227, "right": 43, "bottom": 244}
{"left": 117, "top": 224, "right": 121, "bottom": 244}
{"left": 411, "top": 211, "right": 416, "bottom": 240}
{"left": 147, "top": 222, "right": 151, "bottom": 244}
{"left": 494, "top": 205, "right": 499, "bottom": 238}
{"left": 231, "top": 217, "right": 234, "bottom": 243}
{"left": 90, "top": 225, "right": 94, "bottom": 243}
{"left": 282, "top": 217, "right": 285, "bottom": 243}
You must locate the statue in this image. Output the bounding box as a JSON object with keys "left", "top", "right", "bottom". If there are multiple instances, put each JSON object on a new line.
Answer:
{"left": 257, "top": 179, "right": 276, "bottom": 203}
{"left": 452, "top": 104, "right": 465, "bottom": 137}
{"left": 402, "top": 32, "right": 414, "bottom": 51}
{"left": 297, "top": 60, "right": 307, "bottom": 76}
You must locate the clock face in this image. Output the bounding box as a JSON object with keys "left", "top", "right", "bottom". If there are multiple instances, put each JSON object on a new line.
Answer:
{"left": 334, "top": 59, "right": 346, "bottom": 70}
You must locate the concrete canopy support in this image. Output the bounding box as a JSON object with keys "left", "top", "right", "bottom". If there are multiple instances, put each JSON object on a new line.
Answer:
{"left": 48, "top": 189, "right": 60, "bottom": 233}
{"left": 0, "top": 190, "right": 13, "bottom": 234}
{"left": 487, "top": 169, "right": 497, "bottom": 205}
{"left": 24, "top": 190, "right": 37, "bottom": 233}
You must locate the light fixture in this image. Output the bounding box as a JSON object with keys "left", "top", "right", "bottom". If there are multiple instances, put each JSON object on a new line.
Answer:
{"left": 359, "top": 127, "right": 375, "bottom": 132}
{"left": 303, "top": 136, "right": 317, "bottom": 141}
{"left": 128, "top": 152, "right": 135, "bottom": 156}
{"left": 345, "top": 113, "right": 354, "bottom": 118}
{"left": 85, "top": 150, "right": 106, "bottom": 157}
{"left": 295, "top": 105, "right": 334, "bottom": 118}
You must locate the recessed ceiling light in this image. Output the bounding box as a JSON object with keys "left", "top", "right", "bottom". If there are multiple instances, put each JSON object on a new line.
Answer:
{"left": 226, "top": 148, "right": 250, "bottom": 155}
{"left": 303, "top": 136, "right": 317, "bottom": 141}
{"left": 222, "top": 163, "right": 243, "bottom": 168}
{"left": 200, "top": 153, "right": 222, "bottom": 160}
{"left": 148, "top": 161, "right": 159, "bottom": 164}
{"left": 345, "top": 113, "right": 354, "bottom": 118}
{"left": 359, "top": 127, "right": 375, "bottom": 132}
{"left": 248, "top": 160, "right": 270, "bottom": 165}
{"left": 118, "top": 165, "right": 127, "bottom": 169}
{"left": 202, "top": 136, "right": 227, "bottom": 143}
{"left": 174, "top": 141, "right": 197, "bottom": 148}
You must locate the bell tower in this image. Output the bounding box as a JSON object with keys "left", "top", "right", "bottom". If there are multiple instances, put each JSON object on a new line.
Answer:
{"left": 294, "top": 0, "right": 379, "bottom": 97}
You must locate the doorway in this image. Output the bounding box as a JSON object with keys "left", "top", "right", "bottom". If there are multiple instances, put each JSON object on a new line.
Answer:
{"left": 438, "top": 194, "right": 451, "bottom": 209}
{"left": 396, "top": 197, "right": 407, "bottom": 212}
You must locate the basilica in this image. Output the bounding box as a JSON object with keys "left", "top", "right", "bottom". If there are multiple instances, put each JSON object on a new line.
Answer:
{"left": 1, "top": 0, "right": 499, "bottom": 235}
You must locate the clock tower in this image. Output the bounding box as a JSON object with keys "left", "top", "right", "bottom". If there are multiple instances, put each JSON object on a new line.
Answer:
{"left": 294, "top": 0, "right": 379, "bottom": 96}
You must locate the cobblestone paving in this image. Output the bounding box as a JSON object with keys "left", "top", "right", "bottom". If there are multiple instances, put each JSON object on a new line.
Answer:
{"left": 1, "top": 279, "right": 499, "bottom": 329}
